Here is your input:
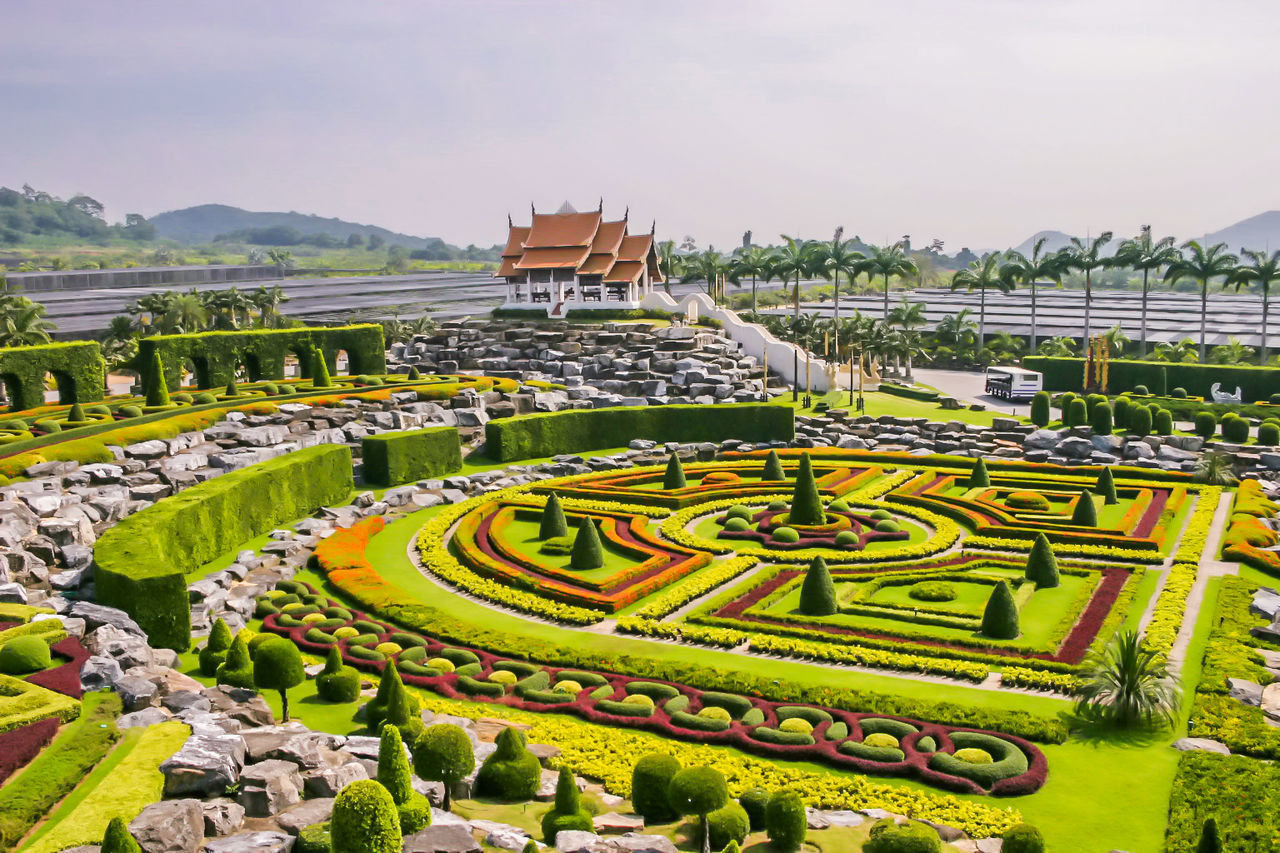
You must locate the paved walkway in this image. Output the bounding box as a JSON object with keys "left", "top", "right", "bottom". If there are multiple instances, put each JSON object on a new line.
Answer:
{"left": 1167, "top": 493, "right": 1238, "bottom": 677}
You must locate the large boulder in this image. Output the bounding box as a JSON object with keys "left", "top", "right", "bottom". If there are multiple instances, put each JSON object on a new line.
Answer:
{"left": 1022, "top": 429, "right": 1061, "bottom": 450}
{"left": 237, "top": 759, "right": 303, "bottom": 817}
{"left": 200, "top": 832, "right": 295, "bottom": 853}
{"left": 1173, "top": 738, "right": 1231, "bottom": 755}
{"left": 129, "top": 799, "right": 205, "bottom": 853}
{"left": 69, "top": 601, "right": 145, "bottom": 636}
{"left": 274, "top": 798, "right": 334, "bottom": 836}
{"left": 402, "top": 825, "right": 482, "bottom": 853}
{"left": 162, "top": 732, "right": 248, "bottom": 798}
{"left": 202, "top": 800, "right": 247, "bottom": 837}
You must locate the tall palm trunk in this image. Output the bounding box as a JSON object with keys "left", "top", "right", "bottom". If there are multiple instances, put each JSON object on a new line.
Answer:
{"left": 751, "top": 275, "right": 758, "bottom": 312}
{"left": 1029, "top": 280, "right": 1038, "bottom": 355}
{"left": 792, "top": 272, "right": 800, "bottom": 401}
{"left": 1199, "top": 279, "right": 1209, "bottom": 362}
{"left": 1263, "top": 288, "right": 1271, "bottom": 365}
{"left": 978, "top": 286, "right": 987, "bottom": 348}
{"left": 883, "top": 273, "right": 890, "bottom": 321}
{"left": 1139, "top": 269, "right": 1150, "bottom": 358}
{"left": 832, "top": 269, "right": 840, "bottom": 359}
{"left": 1083, "top": 271, "right": 1092, "bottom": 348}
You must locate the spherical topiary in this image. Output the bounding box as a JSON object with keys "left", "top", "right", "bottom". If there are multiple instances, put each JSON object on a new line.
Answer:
{"left": 1129, "top": 404, "right": 1152, "bottom": 436}
{"left": 412, "top": 724, "right": 475, "bottom": 810}
{"left": 788, "top": 452, "right": 824, "bottom": 525}
{"left": 569, "top": 517, "right": 605, "bottom": 571}
{"left": 1071, "top": 490, "right": 1098, "bottom": 526}
{"left": 980, "top": 580, "right": 1019, "bottom": 640}
{"left": 540, "top": 493, "right": 569, "bottom": 540}
{"left": 778, "top": 717, "right": 813, "bottom": 734}
{"left": 0, "top": 635, "right": 51, "bottom": 674}
{"left": 476, "top": 726, "right": 541, "bottom": 800}
{"left": 737, "top": 788, "right": 770, "bottom": 831}
{"left": 725, "top": 505, "right": 753, "bottom": 521}
{"left": 761, "top": 450, "right": 786, "bottom": 481}
{"left": 541, "top": 767, "right": 593, "bottom": 844}
{"left": 705, "top": 801, "right": 750, "bottom": 850}
{"left": 427, "top": 657, "right": 455, "bottom": 673}
{"left": 1024, "top": 532, "right": 1060, "bottom": 590}
{"left": 771, "top": 527, "right": 799, "bottom": 543}
{"left": 330, "top": 779, "right": 401, "bottom": 853}
{"left": 378, "top": 724, "right": 431, "bottom": 833}
{"left": 1065, "top": 398, "right": 1087, "bottom": 428}
{"left": 863, "top": 732, "right": 899, "bottom": 749}
{"left": 334, "top": 626, "right": 360, "bottom": 640}
{"left": 489, "top": 670, "right": 518, "bottom": 687}
{"left": 916, "top": 736, "right": 937, "bottom": 753}
{"left": 1006, "top": 491, "right": 1050, "bottom": 511}
{"left": 767, "top": 499, "right": 788, "bottom": 511}
{"left": 864, "top": 818, "right": 940, "bottom": 853}
{"left": 873, "top": 519, "right": 900, "bottom": 533}
{"left": 1090, "top": 401, "right": 1113, "bottom": 434}
{"left": 216, "top": 635, "right": 255, "bottom": 689}
{"left": 833, "top": 530, "right": 859, "bottom": 546}
{"left": 375, "top": 642, "right": 402, "bottom": 657}
{"left": 1154, "top": 408, "right": 1174, "bottom": 436}
{"left": 631, "top": 753, "right": 683, "bottom": 823}
{"left": 1001, "top": 823, "right": 1046, "bottom": 853}
{"left": 764, "top": 789, "right": 807, "bottom": 853}
{"left": 1260, "top": 422, "right": 1280, "bottom": 446}
{"left": 798, "top": 556, "right": 836, "bottom": 616}
{"left": 869, "top": 509, "right": 892, "bottom": 520}
{"left": 954, "top": 747, "right": 994, "bottom": 764}
{"left": 317, "top": 646, "right": 362, "bottom": 703}
{"left": 1171, "top": 386, "right": 1188, "bottom": 399}
{"left": 967, "top": 457, "right": 990, "bottom": 488}
{"left": 908, "top": 581, "right": 956, "bottom": 602}
{"left": 622, "top": 693, "right": 655, "bottom": 708}
{"left": 1223, "top": 414, "right": 1250, "bottom": 443}
{"left": 1030, "top": 391, "right": 1051, "bottom": 427}
{"left": 724, "top": 517, "right": 750, "bottom": 532}
{"left": 697, "top": 705, "right": 731, "bottom": 722}
{"left": 664, "top": 453, "right": 688, "bottom": 489}
{"left": 669, "top": 766, "right": 730, "bottom": 849}
{"left": 100, "top": 815, "right": 142, "bottom": 853}
{"left": 253, "top": 637, "right": 305, "bottom": 722}
{"left": 194, "top": 392, "right": 217, "bottom": 404}
{"left": 1133, "top": 384, "right": 1149, "bottom": 395}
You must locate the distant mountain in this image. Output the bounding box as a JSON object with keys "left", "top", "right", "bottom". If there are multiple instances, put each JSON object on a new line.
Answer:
{"left": 1010, "top": 230, "right": 1076, "bottom": 256}
{"left": 1199, "top": 211, "right": 1280, "bottom": 252}
{"left": 149, "top": 204, "right": 450, "bottom": 251}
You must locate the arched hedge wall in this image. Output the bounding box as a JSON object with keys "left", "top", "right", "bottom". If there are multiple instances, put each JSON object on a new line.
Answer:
{"left": 0, "top": 341, "right": 105, "bottom": 410}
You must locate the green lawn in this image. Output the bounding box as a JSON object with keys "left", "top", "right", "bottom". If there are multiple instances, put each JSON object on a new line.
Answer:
{"left": 494, "top": 514, "right": 642, "bottom": 581}
{"left": 771, "top": 389, "right": 1009, "bottom": 426}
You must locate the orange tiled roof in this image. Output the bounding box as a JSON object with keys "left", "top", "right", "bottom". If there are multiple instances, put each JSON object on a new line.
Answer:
{"left": 513, "top": 246, "right": 591, "bottom": 270}
{"left": 502, "top": 226, "right": 530, "bottom": 257}
{"left": 615, "top": 234, "right": 652, "bottom": 263}
{"left": 603, "top": 260, "right": 645, "bottom": 283}
{"left": 523, "top": 211, "right": 602, "bottom": 249}
{"left": 496, "top": 207, "right": 658, "bottom": 280}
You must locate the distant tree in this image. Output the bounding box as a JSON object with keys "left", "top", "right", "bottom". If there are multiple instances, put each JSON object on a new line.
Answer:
{"left": 1230, "top": 249, "right": 1280, "bottom": 365}
{"left": 367, "top": 233, "right": 386, "bottom": 250}
{"left": 1114, "top": 227, "right": 1180, "bottom": 357}
{"left": 950, "top": 253, "right": 1011, "bottom": 347}
{"left": 1164, "top": 241, "right": 1238, "bottom": 362}
{"left": 1064, "top": 232, "right": 1115, "bottom": 343}
{"left": 122, "top": 213, "right": 157, "bottom": 241}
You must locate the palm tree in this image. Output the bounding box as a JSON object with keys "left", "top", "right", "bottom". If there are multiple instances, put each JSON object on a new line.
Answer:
{"left": 1100, "top": 324, "right": 1131, "bottom": 358}
{"left": 935, "top": 308, "right": 979, "bottom": 362}
{"left": 681, "top": 249, "right": 730, "bottom": 305}
{"left": 1165, "top": 241, "right": 1239, "bottom": 362}
{"left": 1064, "top": 232, "right": 1114, "bottom": 344}
{"left": 251, "top": 284, "right": 289, "bottom": 328}
{"left": 728, "top": 246, "right": 772, "bottom": 312}
{"left": 864, "top": 242, "right": 918, "bottom": 322}
{"left": 770, "top": 236, "right": 819, "bottom": 401}
{"left": 1075, "top": 629, "right": 1179, "bottom": 729}
{"left": 1037, "top": 336, "right": 1077, "bottom": 357}
{"left": 131, "top": 291, "right": 177, "bottom": 333}
{"left": 164, "top": 291, "right": 210, "bottom": 334}
{"left": 1000, "top": 237, "right": 1068, "bottom": 354}
{"left": 657, "top": 240, "right": 683, "bottom": 294}
{"left": 950, "top": 253, "right": 1011, "bottom": 349}
{"left": 986, "top": 331, "right": 1025, "bottom": 364}
{"left": 0, "top": 299, "right": 56, "bottom": 346}
{"left": 1209, "top": 336, "right": 1256, "bottom": 365}
{"left": 1113, "top": 227, "right": 1180, "bottom": 357}
{"left": 810, "top": 228, "right": 866, "bottom": 355}
{"left": 886, "top": 300, "right": 928, "bottom": 381}
{"left": 1151, "top": 338, "right": 1198, "bottom": 363}
{"left": 1230, "top": 249, "right": 1280, "bottom": 365}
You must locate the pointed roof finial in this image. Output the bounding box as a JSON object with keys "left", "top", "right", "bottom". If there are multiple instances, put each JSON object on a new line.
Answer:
{"left": 650, "top": 219, "right": 656, "bottom": 235}
{"left": 598, "top": 197, "right": 603, "bottom": 212}
{"left": 531, "top": 202, "right": 536, "bottom": 218}
{"left": 507, "top": 212, "right": 513, "bottom": 228}
{"left": 624, "top": 206, "right": 629, "bottom": 220}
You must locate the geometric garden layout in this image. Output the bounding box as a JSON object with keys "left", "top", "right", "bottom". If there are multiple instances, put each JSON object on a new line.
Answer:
{"left": 274, "top": 447, "right": 1217, "bottom": 805}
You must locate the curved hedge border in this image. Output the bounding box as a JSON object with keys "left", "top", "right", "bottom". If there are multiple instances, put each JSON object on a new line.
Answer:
{"left": 0, "top": 342, "right": 105, "bottom": 410}
{"left": 361, "top": 425, "right": 462, "bottom": 487}
{"left": 260, "top": 580, "right": 1048, "bottom": 796}
{"left": 95, "top": 444, "right": 354, "bottom": 650}
{"left": 484, "top": 403, "right": 795, "bottom": 462}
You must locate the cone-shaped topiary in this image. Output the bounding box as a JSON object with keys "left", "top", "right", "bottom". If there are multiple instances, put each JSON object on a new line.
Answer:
{"left": 311, "top": 347, "right": 332, "bottom": 388}
{"left": 980, "top": 580, "right": 1019, "bottom": 639}
{"left": 1095, "top": 467, "right": 1118, "bottom": 505}
{"left": 316, "top": 645, "right": 361, "bottom": 703}
{"left": 225, "top": 377, "right": 239, "bottom": 397}
{"left": 380, "top": 667, "right": 425, "bottom": 746}
{"left": 761, "top": 450, "right": 785, "bottom": 481}
{"left": 523, "top": 842, "right": 538, "bottom": 853}
{"left": 788, "top": 452, "right": 824, "bottom": 525}
{"left": 331, "top": 779, "right": 401, "bottom": 853}
{"left": 476, "top": 725, "right": 541, "bottom": 800}
{"left": 378, "top": 724, "right": 431, "bottom": 833}
{"left": 215, "top": 635, "right": 255, "bottom": 689}
{"left": 631, "top": 753, "right": 682, "bottom": 823}
{"left": 144, "top": 352, "right": 170, "bottom": 407}
{"left": 412, "top": 724, "right": 474, "bottom": 811}
{"left": 101, "top": 816, "right": 143, "bottom": 853}
{"left": 1030, "top": 392, "right": 1050, "bottom": 428}
{"left": 406, "top": 366, "right": 421, "bottom": 380}
{"left": 967, "top": 457, "right": 990, "bottom": 488}
{"left": 253, "top": 637, "right": 304, "bottom": 722}
{"left": 199, "top": 617, "right": 233, "bottom": 677}
{"left": 664, "top": 453, "right": 687, "bottom": 489}
{"left": 1024, "top": 533, "right": 1059, "bottom": 589}
{"left": 366, "top": 663, "right": 421, "bottom": 736}
{"left": 68, "top": 402, "right": 86, "bottom": 422}
{"left": 540, "top": 493, "right": 568, "bottom": 540}
{"left": 1196, "top": 817, "right": 1221, "bottom": 853}
{"left": 569, "top": 517, "right": 604, "bottom": 570}
{"left": 798, "top": 556, "right": 836, "bottom": 616}
{"left": 1001, "top": 822, "right": 1046, "bottom": 853}
{"left": 541, "top": 767, "right": 593, "bottom": 843}
{"left": 764, "top": 789, "right": 806, "bottom": 853}
{"left": 1071, "top": 490, "right": 1098, "bottom": 526}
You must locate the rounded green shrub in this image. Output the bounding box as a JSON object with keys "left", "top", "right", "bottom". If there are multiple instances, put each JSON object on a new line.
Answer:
{"left": 725, "top": 505, "right": 752, "bottom": 521}
{"left": 698, "top": 705, "right": 731, "bottom": 722}
{"left": 1006, "top": 491, "right": 1050, "bottom": 511}
{"left": 827, "top": 499, "right": 850, "bottom": 512}
{"left": 1260, "top": 422, "right": 1280, "bottom": 446}
{"left": 1154, "top": 408, "right": 1174, "bottom": 436}
{"left": 1065, "top": 398, "right": 1087, "bottom": 428}
{"left": 954, "top": 747, "right": 994, "bottom": 764}
{"left": 118, "top": 404, "right": 143, "bottom": 418}
{"left": 724, "top": 517, "right": 750, "bottom": 532}
{"left": 253, "top": 637, "right": 304, "bottom": 722}
{"left": 738, "top": 788, "right": 769, "bottom": 831}
{"left": 873, "top": 519, "right": 900, "bottom": 533}
{"left": 705, "top": 801, "right": 750, "bottom": 849}
{"left": 0, "top": 636, "right": 52, "bottom": 674}
{"left": 412, "top": 724, "right": 475, "bottom": 810}
{"left": 1129, "top": 405, "right": 1152, "bottom": 436}
{"left": 317, "top": 646, "right": 361, "bottom": 703}
{"left": 778, "top": 717, "right": 813, "bottom": 734}
{"left": 869, "top": 509, "right": 892, "bottom": 520}
{"left": 864, "top": 818, "right": 940, "bottom": 853}
{"left": 767, "top": 499, "right": 788, "bottom": 511}
{"left": 916, "top": 736, "right": 937, "bottom": 753}
{"left": 1133, "top": 384, "right": 1149, "bottom": 395}
{"left": 1272, "top": 393, "right": 1280, "bottom": 405}
{"left": 1090, "top": 401, "right": 1113, "bottom": 434}
{"left": 798, "top": 556, "right": 836, "bottom": 616}
{"left": 908, "top": 581, "right": 956, "bottom": 602}
{"left": 669, "top": 766, "right": 730, "bottom": 845}
{"left": 863, "top": 732, "right": 899, "bottom": 749}
{"left": 833, "top": 530, "right": 859, "bottom": 546}
{"left": 1001, "top": 823, "right": 1046, "bottom": 853}
{"left": 476, "top": 726, "right": 541, "bottom": 800}
{"left": 330, "top": 779, "right": 401, "bottom": 853}
{"left": 1171, "top": 386, "right": 1188, "bottom": 399}
{"left": 631, "top": 753, "right": 682, "bottom": 823}
{"left": 771, "top": 527, "right": 799, "bottom": 543}
{"left": 100, "top": 815, "right": 142, "bottom": 853}
{"left": 764, "top": 789, "right": 806, "bottom": 853}
{"left": 1223, "top": 414, "right": 1250, "bottom": 443}
{"left": 1030, "top": 391, "right": 1050, "bottom": 427}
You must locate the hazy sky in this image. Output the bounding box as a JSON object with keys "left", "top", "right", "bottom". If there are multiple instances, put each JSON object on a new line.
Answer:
{"left": 5, "top": 0, "right": 1278, "bottom": 251}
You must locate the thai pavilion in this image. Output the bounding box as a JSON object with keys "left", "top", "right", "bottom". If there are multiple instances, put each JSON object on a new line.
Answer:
{"left": 496, "top": 201, "right": 665, "bottom": 314}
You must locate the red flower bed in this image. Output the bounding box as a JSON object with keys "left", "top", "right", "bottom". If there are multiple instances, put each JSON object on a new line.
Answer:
{"left": 0, "top": 717, "right": 60, "bottom": 784}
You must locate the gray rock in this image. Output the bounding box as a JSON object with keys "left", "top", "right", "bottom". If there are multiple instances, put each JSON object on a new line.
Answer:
{"left": 200, "top": 832, "right": 295, "bottom": 853}
{"left": 1022, "top": 429, "right": 1061, "bottom": 450}
{"left": 202, "top": 799, "right": 247, "bottom": 837}
{"left": 603, "top": 835, "right": 680, "bottom": 853}
{"left": 0, "top": 583, "right": 29, "bottom": 604}
{"left": 70, "top": 601, "right": 145, "bottom": 636}
{"left": 117, "top": 707, "right": 173, "bottom": 729}
{"left": 129, "top": 799, "right": 205, "bottom": 853}
{"left": 594, "top": 813, "right": 645, "bottom": 833}
{"left": 1262, "top": 682, "right": 1280, "bottom": 720}
{"left": 237, "top": 759, "right": 304, "bottom": 817}
{"left": 162, "top": 732, "right": 248, "bottom": 798}
{"left": 1173, "top": 737, "right": 1231, "bottom": 755}
{"left": 1229, "top": 677, "right": 1264, "bottom": 707}
{"left": 303, "top": 761, "right": 368, "bottom": 798}
{"left": 403, "top": 825, "right": 482, "bottom": 853}
{"left": 81, "top": 654, "right": 124, "bottom": 691}
{"left": 1251, "top": 588, "right": 1280, "bottom": 620}
{"left": 554, "top": 831, "right": 602, "bottom": 853}
{"left": 274, "top": 798, "right": 334, "bottom": 835}
{"left": 818, "top": 810, "right": 865, "bottom": 827}
{"left": 116, "top": 674, "right": 160, "bottom": 711}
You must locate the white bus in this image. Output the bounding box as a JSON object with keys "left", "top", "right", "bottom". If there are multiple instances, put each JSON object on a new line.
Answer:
{"left": 984, "top": 366, "right": 1043, "bottom": 401}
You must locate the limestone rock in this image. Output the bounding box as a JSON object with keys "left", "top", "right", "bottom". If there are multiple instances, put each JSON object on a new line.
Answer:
{"left": 129, "top": 799, "right": 205, "bottom": 853}
{"left": 1172, "top": 738, "right": 1230, "bottom": 755}
{"left": 200, "top": 832, "right": 294, "bottom": 853}
{"left": 403, "top": 825, "right": 482, "bottom": 853}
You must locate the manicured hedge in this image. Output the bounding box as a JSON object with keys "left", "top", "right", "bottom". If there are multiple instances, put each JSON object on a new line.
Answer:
{"left": 484, "top": 404, "right": 795, "bottom": 462}
{"left": 361, "top": 426, "right": 462, "bottom": 487}
{"left": 1025, "top": 356, "right": 1280, "bottom": 402}
{"left": 96, "top": 444, "right": 353, "bottom": 649}
{"left": 0, "top": 341, "right": 105, "bottom": 410}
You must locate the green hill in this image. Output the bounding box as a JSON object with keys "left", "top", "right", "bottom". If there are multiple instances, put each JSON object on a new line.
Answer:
{"left": 149, "top": 203, "right": 453, "bottom": 252}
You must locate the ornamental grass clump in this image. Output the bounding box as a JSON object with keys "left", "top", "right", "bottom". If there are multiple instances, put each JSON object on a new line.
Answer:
{"left": 798, "top": 556, "right": 836, "bottom": 616}
{"left": 631, "top": 753, "right": 682, "bottom": 823}
{"left": 569, "top": 517, "right": 604, "bottom": 570}
{"left": 330, "top": 779, "right": 401, "bottom": 853}
{"left": 967, "top": 457, "right": 989, "bottom": 488}
{"left": 541, "top": 767, "right": 593, "bottom": 843}
{"left": 980, "top": 580, "right": 1019, "bottom": 640}
{"left": 412, "top": 724, "right": 474, "bottom": 810}
{"left": 316, "top": 645, "right": 361, "bottom": 703}
{"left": 1075, "top": 629, "right": 1179, "bottom": 729}
{"left": 761, "top": 450, "right": 785, "bottom": 481}
{"left": 476, "top": 726, "right": 541, "bottom": 800}
{"left": 664, "top": 453, "right": 687, "bottom": 489}
{"left": 1071, "top": 490, "right": 1098, "bottom": 526}
{"left": 540, "top": 493, "right": 568, "bottom": 539}
{"left": 788, "top": 452, "right": 824, "bottom": 525}
{"left": 377, "top": 724, "right": 431, "bottom": 833}
{"left": 1024, "top": 533, "right": 1060, "bottom": 589}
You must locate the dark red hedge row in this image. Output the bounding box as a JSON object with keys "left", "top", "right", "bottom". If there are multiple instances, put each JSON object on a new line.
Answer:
{"left": 27, "top": 636, "right": 90, "bottom": 699}
{"left": 0, "top": 717, "right": 60, "bottom": 784}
